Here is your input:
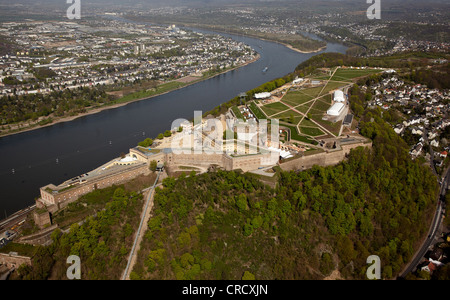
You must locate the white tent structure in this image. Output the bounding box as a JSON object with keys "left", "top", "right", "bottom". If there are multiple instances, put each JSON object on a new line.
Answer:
{"left": 327, "top": 102, "right": 345, "bottom": 116}
{"left": 268, "top": 147, "right": 294, "bottom": 159}
{"left": 293, "top": 78, "right": 304, "bottom": 84}
{"left": 254, "top": 92, "right": 271, "bottom": 99}
{"left": 333, "top": 90, "right": 345, "bottom": 102}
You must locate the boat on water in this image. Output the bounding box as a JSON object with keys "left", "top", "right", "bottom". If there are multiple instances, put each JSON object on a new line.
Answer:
{"left": 262, "top": 67, "right": 268, "bottom": 73}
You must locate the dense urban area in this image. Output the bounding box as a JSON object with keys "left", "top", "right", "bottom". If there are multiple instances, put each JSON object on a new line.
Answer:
{"left": 0, "top": 17, "right": 257, "bottom": 134}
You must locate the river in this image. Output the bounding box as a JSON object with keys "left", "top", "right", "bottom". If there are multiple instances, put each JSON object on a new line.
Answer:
{"left": 0, "top": 22, "right": 347, "bottom": 217}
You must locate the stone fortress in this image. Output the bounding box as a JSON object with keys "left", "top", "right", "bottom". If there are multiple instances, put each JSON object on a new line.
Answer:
{"left": 34, "top": 86, "right": 371, "bottom": 228}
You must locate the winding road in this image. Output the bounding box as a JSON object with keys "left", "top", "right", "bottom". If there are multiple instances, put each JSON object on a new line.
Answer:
{"left": 398, "top": 167, "right": 448, "bottom": 278}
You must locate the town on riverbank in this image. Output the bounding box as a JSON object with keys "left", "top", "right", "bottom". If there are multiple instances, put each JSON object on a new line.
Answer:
{"left": 0, "top": 18, "right": 258, "bottom": 137}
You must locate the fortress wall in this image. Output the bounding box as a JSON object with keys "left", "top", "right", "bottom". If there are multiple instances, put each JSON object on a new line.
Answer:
{"left": 130, "top": 148, "right": 165, "bottom": 165}
{"left": 280, "top": 152, "right": 331, "bottom": 171}
{"left": 130, "top": 148, "right": 150, "bottom": 163}
{"left": 167, "top": 152, "right": 225, "bottom": 168}
{"left": 279, "top": 142, "right": 371, "bottom": 172}
{"left": 18, "top": 224, "right": 59, "bottom": 243}
{"left": 166, "top": 151, "right": 275, "bottom": 173}
{"left": 37, "top": 164, "right": 148, "bottom": 211}
{"left": 229, "top": 153, "right": 276, "bottom": 172}
{"left": 0, "top": 253, "right": 32, "bottom": 269}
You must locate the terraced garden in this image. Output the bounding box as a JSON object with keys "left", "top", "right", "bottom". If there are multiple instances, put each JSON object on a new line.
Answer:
{"left": 236, "top": 67, "right": 383, "bottom": 146}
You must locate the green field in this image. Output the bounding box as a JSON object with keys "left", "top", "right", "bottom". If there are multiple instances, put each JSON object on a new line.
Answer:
{"left": 299, "top": 126, "right": 325, "bottom": 137}
{"left": 260, "top": 102, "right": 290, "bottom": 117}
{"left": 232, "top": 106, "right": 244, "bottom": 119}
{"left": 281, "top": 124, "right": 318, "bottom": 145}
{"left": 312, "top": 97, "right": 333, "bottom": 112}
{"left": 251, "top": 67, "right": 382, "bottom": 144}
{"left": 114, "top": 81, "right": 187, "bottom": 104}
{"left": 259, "top": 83, "right": 342, "bottom": 142}
{"left": 247, "top": 102, "right": 267, "bottom": 120}
{"left": 319, "top": 81, "right": 350, "bottom": 95}
{"left": 300, "top": 117, "right": 317, "bottom": 127}
{"left": 281, "top": 91, "right": 315, "bottom": 107}
{"left": 330, "top": 68, "right": 383, "bottom": 82}
{"left": 311, "top": 67, "right": 383, "bottom": 83}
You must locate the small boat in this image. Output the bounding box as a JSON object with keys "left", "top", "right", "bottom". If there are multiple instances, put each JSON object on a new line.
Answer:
{"left": 262, "top": 67, "right": 268, "bottom": 73}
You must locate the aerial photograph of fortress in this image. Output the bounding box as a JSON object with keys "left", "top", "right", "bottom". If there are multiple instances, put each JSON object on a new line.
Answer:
{"left": 0, "top": 0, "right": 449, "bottom": 289}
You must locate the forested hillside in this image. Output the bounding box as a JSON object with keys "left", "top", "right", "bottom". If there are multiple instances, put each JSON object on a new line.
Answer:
{"left": 130, "top": 107, "right": 438, "bottom": 280}
{"left": 8, "top": 186, "right": 145, "bottom": 280}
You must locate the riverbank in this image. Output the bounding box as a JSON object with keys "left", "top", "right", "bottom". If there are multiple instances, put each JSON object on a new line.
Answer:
{"left": 183, "top": 23, "right": 328, "bottom": 54}
{"left": 0, "top": 54, "right": 260, "bottom": 139}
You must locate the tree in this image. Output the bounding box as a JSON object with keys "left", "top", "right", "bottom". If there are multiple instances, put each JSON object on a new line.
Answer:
{"left": 138, "top": 138, "right": 153, "bottom": 148}
{"left": 242, "top": 271, "right": 255, "bottom": 280}
{"left": 150, "top": 160, "right": 157, "bottom": 172}
{"left": 319, "top": 253, "right": 334, "bottom": 276}
{"left": 243, "top": 222, "right": 253, "bottom": 236}
{"left": 180, "top": 252, "right": 194, "bottom": 268}
{"left": 289, "top": 114, "right": 294, "bottom": 124}
{"left": 113, "top": 187, "right": 127, "bottom": 201}
{"left": 236, "top": 193, "right": 248, "bottom": 213}
{"left": 157, "top": 133, "right": 164, "bottom": 140}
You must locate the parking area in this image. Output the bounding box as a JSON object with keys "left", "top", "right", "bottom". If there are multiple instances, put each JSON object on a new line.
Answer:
{"left": 0, "top": 230, "right": 16, "bottom": 249}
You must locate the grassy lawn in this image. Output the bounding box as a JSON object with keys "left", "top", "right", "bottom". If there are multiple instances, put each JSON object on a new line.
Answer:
{"left": 300, "top": 126, "right": 325, "bottom": 137}
{"left": 281, "top": 91, "right": 315, "bottom": 107}
{"left": 279, "top": 115, "right": 303, "bottom": 125}
{"left": 300, "top": 117, "right": 318, "bottom": 127}
{"left": 0, "top": 242, "right": 37, "bottom": 256}
{"left": 330, "top": 68, "right": 383, "bottom": 81}
{"left": 319, "top": 81, "right": 349, "bottom": 96}
{"left": 294, "top": 104, "right": 311, "bottom": 114}
{"left": 308, "top": 109, "right": 326, "bottom": 115}
{"left": 281, "top": 124, "right": 318, "bottom": 145}
{"left": 232, "top": 106, "right": 244, "bottom": 119}
{"left": 250, "top": 68, "right": 381, "bottom": 142}
{"left": 310, "top": 115, "right": 342, "bottom": 136}
{"left": 300, "top": 86, "right": 326, "bottom": 98}
{"left": 310, "top": 74, "right": 332, "bottom": 81}
{"left": 318, "top": 93, "right": 332, "bottom": 104}
{"left": 271, "top": 108, "right": 302, "bottom": 119}
{"left": 312, "top": 98, "right": 332, "bottom": 112}
{"left": 247, "top": 101, "right": 267, "bottom": 120}
{"left": 113, "top": 81, "right": 187, "bottom": 104}
{"left": 260, "top": 102, "right": 290, "bottom": 117}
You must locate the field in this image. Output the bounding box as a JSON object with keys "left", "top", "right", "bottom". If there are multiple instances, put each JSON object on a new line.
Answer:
{"left": 260, "top": 68, "right": 383, "bottom": 142}
{"left": 247, "top": 101, "right": 267, "bottom": 120}
{"left": 260, "top": 102, "right": 290, "bottom": 116}
{"left": 330, "top": 68, "right": 383, "bottom": 82}
{"left": 231, "top": 106, "right": 244, "bottom": 119}
{"left": 231, "top": 67, "right": 383, "bottom": 146}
